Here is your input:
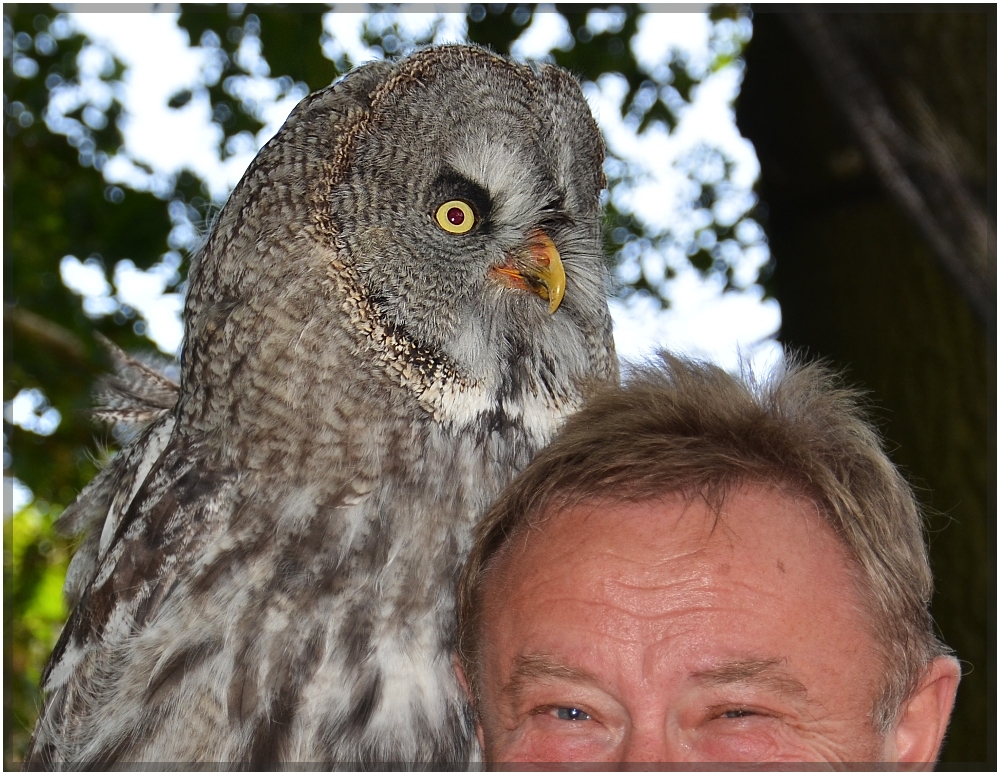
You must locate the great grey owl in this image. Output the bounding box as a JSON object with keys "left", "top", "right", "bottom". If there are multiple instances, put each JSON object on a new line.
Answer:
{"left": 27, "top": 45, "right": 617, "bottom": 767}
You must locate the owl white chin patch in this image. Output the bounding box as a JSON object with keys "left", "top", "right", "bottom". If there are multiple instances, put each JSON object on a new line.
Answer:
{"left": 505, "top": 391, "right": 577, "bottom": 446}
{"left": 416, "top": 370, "right": 578, "bottom": 446}
{"left": 419, "top": 378, "right": 493, "bottom": 426}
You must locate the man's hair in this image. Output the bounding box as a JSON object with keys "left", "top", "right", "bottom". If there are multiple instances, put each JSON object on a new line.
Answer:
{"left": 456, "top": 352, "right": 952, "bottom": 734}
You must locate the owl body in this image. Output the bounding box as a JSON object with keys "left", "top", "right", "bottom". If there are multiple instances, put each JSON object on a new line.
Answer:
{"left": 28, "top": 46, "right": 616, "bottom": 766}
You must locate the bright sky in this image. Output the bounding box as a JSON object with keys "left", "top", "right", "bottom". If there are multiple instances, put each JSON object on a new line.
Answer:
{"left": 8, "top": 10, "right": 782, "bottom": 509}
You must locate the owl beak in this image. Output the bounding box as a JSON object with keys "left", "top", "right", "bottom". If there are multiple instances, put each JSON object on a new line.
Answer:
{"left": 491, "top": 230, "right": 566, "bottom": 314}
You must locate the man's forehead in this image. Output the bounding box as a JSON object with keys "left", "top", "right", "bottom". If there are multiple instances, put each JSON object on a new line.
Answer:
{"left": 478, "top": 488, "right": 883, "bottom": 713}
{"left": 498, "top": 485, "right": 826, "bottom": 566}
{"left": 481, "top": 485, "right": 857, "bottom": 636}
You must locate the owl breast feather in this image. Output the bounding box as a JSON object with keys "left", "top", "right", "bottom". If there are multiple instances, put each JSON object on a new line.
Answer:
{"left": 31, "top": 340, "right": 572, "bottom": 765}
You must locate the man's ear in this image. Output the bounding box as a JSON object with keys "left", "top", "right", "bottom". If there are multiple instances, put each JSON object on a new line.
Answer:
{"left": 452, "top": 654, "right": 486, "bottom": 752}
{"left": 453, "top": 653, "right": 473, "bottom": 699}
{"left": 890, "top": 655, "right": 961, "bottom": 765}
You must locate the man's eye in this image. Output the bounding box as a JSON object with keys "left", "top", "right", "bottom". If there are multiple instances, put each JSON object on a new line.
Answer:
{"left": 554, "top": 707, "right": 592, "bottom": 721}
{"left": 723, "top": 709, "right": 754, "bottom": 719}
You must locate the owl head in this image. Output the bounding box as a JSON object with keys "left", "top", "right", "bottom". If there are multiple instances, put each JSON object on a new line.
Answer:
{"left": 183, "top": 45, "right": 616, "bottom": 433}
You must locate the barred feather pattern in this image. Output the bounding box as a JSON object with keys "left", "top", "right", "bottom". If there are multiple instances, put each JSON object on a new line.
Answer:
{"left": 27, "top": 45, "right": 617, "bottom": 768}
{"left": 90, "top": 334, "right": 180, "bottom": 433}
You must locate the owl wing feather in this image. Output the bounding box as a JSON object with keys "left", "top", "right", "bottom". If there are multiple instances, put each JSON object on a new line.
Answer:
{"left": 29, "top": 339, "right": 381, "bottom": 765}
{"left": 89, "top": 333, "right": 180, "bottom": 430}
{"left": 27, "top": 66, "right": 400, "bottom": 766}
{"left": 33, "top": 426, "right": 264, "bottom": 764}
{"left": 54, "top": 336, "right": 180, "bottom": 608}
{"left": 27, "top": 346, "right": 191, "bottom": 764}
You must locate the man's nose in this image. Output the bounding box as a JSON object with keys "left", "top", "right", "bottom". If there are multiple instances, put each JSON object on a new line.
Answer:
{"left": 618, "top": 727, "right": 681, "bottom": 768}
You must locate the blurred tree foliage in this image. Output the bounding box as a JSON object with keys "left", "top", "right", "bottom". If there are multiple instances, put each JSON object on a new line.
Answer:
{"left": 4, "top": 4, "right": 761, "bottom": 765}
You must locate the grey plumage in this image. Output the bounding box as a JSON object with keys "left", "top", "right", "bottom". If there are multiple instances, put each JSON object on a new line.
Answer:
{"left": 27, "top": 45, "right": 616, "bottom": 767}
{"left": 89, "top": 333, "right": 180, "bottom": 433}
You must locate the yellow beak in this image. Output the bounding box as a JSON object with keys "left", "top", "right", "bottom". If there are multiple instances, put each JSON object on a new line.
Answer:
{"left": 490, "top": 230, "right": 566, "bottom": 315}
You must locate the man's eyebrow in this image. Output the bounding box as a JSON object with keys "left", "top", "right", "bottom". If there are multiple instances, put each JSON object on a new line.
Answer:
{"left": 503, "top": 654, "right": 598, "bottom": 701}
{"left": 692, "top": 658, "right": 809, "bottom": 698}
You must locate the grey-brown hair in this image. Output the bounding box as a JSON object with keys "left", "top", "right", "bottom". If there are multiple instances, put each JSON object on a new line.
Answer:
{"left": 456, "top": 352, "right": 952, "bottom": 733}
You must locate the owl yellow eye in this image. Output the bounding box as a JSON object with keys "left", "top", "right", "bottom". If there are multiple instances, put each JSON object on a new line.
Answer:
{"left": 435, "top": 200, "right": 475, "bottom": 234}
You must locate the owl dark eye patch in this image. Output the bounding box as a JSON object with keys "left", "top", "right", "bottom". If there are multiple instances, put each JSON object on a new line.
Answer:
{"left": 536, "top": 196, "right": 574, "bottom": 232}
{"left": 431, "top": 169, "right": 493, "bottom": 225}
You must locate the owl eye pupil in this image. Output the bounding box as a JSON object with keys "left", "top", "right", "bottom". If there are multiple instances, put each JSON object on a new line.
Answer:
{"left": 435, "top": 199, "right": 475, "bottom": 234}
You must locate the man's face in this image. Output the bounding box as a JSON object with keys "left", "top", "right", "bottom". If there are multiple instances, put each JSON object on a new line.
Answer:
{"left": 472, "top": 487, "right": 893, "bottom": 765}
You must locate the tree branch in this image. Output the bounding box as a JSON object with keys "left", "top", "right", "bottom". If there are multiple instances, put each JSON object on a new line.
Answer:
{"left": 5, "top": 305, "right": 88, "bottom": 364}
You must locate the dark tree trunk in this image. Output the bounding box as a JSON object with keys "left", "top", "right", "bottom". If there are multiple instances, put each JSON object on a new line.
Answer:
{"left": 737, "top": 9, "right": 995, "bottom": 767}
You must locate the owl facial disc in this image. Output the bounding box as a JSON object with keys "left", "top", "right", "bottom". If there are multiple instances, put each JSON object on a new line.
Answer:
{"left": 490, "top": 230, "right": 566, "bottom": 314}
